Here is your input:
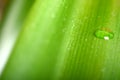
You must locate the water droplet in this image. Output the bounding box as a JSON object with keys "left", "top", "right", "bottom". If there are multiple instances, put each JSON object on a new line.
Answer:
{"left": 94, "top": 28, "right": 114, "bottom": 40}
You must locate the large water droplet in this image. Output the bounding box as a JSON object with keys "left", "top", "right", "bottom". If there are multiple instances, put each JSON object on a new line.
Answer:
{"left": 94, "top": 28, "right": 114, "bottom": 40}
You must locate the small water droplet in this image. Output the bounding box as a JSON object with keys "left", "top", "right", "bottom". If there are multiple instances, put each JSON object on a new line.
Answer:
{"left": 94, "top": 28, "right": 114, "bottom": 40}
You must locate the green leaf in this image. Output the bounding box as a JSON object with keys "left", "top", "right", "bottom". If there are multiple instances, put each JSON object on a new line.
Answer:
{"left": 1, "top": 0, "right": 120, "bottom": 80}
{"left": 0, "top": 0, "right": 34, "bottom": 75}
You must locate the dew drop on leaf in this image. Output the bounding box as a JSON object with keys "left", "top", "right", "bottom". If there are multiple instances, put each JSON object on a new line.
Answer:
{"left": 94, "top": 28, "right": 114, "bottom": 40}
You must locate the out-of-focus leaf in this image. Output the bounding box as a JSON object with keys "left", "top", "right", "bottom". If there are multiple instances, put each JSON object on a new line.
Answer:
{"left": 0, "top": 0, "right": 34, "bottom": 74}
